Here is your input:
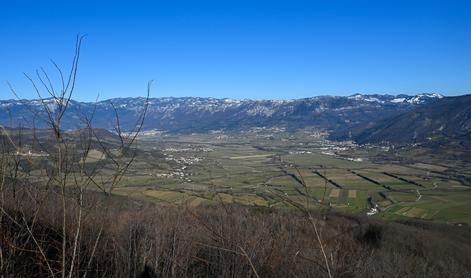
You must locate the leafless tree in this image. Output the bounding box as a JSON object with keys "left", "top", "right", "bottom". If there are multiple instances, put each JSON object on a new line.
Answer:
{"left": 0, "top": 36, "right": 150, "bottom": 277}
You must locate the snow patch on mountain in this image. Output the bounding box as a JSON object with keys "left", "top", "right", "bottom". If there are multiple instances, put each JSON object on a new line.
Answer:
{"left": 406, "top": 93, "right": 444, "bottom": 104}
{"left": 390, "top": 97, "right": 406, "bottom": 103}
{"left": 246, "top": 105, "right": 276, "bottom": 117}
{"left": 347, "top": 94, "right": 384, "bottom": 103}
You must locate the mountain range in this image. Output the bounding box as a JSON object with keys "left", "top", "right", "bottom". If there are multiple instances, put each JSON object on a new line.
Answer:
{"left": 2, "top": 92, "right": 469, "bottom": 147}
{"left": 0, "top": 93, "right": 442, "bottom": 129}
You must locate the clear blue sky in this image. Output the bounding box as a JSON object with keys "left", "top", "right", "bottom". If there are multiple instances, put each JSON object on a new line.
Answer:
{"left": 1, "top": 0, "right": 470, "bottom": 101}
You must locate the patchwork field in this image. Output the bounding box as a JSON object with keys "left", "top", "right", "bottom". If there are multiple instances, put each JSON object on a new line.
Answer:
{"left": 64, "top": 130, "right": 471, "bottom": 225}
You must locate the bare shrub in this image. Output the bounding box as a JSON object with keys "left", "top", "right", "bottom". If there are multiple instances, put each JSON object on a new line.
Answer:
{"left": 1, "top": 39, "right": 471, "bottom": 278}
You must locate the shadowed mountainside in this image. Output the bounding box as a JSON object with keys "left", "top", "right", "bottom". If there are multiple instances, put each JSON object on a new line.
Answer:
{"left": 339, "top": 94, "right": 471, "bottom": 146}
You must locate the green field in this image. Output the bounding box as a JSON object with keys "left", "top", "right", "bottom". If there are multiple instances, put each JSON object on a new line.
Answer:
{"left": 24, "top": 129, "right": 471, "bottom": 225}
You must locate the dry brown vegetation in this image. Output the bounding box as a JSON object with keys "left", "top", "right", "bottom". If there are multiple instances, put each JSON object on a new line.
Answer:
{"left": 1, "top": 38, "right": 471, "bottom": 277}
{"left": 1, "top": 184, "right": 471, "bottom": 277}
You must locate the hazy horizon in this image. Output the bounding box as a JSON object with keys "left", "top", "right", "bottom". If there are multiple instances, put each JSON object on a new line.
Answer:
{"left": 1, "top": 92, "right": 465, "bottom": 103}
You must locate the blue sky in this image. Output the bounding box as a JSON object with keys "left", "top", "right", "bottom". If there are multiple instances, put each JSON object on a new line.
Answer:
{"left": 1, "top": 0, "right": 470, "bottom": 101}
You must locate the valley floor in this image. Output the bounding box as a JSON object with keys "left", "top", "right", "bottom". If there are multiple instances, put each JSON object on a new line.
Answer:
{"left": 105, "top": 129, "right": 471, "bottom": 225}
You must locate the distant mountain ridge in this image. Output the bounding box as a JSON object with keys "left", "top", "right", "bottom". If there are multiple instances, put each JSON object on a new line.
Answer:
{"left": 343, "top": 94, "right": 471, "bottom": 146}
{"left": 0, "top": 93, "right": 444, "bottom": 134}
